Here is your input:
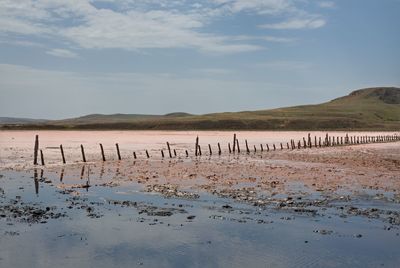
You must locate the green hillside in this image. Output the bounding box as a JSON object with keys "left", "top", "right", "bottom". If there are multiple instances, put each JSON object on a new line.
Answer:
{"left": 2, "top": 87, "right": 399, "bottom": 130}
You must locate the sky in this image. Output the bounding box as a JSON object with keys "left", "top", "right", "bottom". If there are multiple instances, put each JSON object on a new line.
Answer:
{"left": 0, "top": 0, "right": 399, "bottom": 119}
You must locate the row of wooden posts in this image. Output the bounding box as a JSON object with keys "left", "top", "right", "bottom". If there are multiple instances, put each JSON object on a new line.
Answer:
{"left": 33, "top": 133, "right": 400, "bottom": 166}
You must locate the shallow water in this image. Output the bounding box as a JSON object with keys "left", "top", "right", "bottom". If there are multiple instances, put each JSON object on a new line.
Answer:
{"left": 1, "top": 165, "right": 400, "bottom": 268}
{"left": 1, "top": 131, "right": 400, "bottom": 267}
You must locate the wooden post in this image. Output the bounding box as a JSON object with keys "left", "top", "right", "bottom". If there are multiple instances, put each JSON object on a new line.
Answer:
{"left": 116, "top": 143, "right": 121, "bottom": 160}
{"left": 33, "top": 135, "right": 39, "bottom": 165}
{"left": 261, "top": 144, "right": 264, "bottom": 152}
{"left": 173, "top": 149, "right": 177, "bottom": 157}
{"left": 236, "top": 139, "right": 240, "bottom": 153}
{"left": 60, "top": 144, "right": 66, "bottom": 164}
{"left": 308, "top": 133, "right": 312, "bottom": 148}
{"left": 218, "top": 143, "right": 222, "bottom": 155}
{"left": 266, "top": 144, "right": 270, "bottom": 152}
{"left": 133, "top": 152, "right": 137, "bottom": 159}
{"left": 319, "top": 137, "right": 322, "bottom": 147}
{"left": 314, "top": 136, "right": 317, "bottom": 147}
{"left": 254, "top": 145, "right": 257, "bottom": 153}
{"left": 40, "top": 149, "right": 45, "bottom": 166}
{"left": 298, "top": 141, "right": 301, "bottom": 149}
{"left": 233, "top": 133, "right": 237, "bottom": 153}
{"left": 198, "top": 145, "right": 202, "bottom": 156}
{"left": 80, "top": 145, "right": 86, "bottom": 162}
{"left": 273, "top": 144, "right": 276, "bottom": 151}
{"left": 146, "top": 150, "right": 150, "bottom": 158}
{"left": 167, "top": 142, "right": 172, "bottom": 158}
{"left": 195, "top": 136, "right": 199, "bottom": 156}
{"left": 185, "top": 150, "right": 189, "bottom": 157}
{"left": 280, "top": 143, "right": 283, "bottom": 150}
{"left": 228, "top": 143, "right": 232, "bottom": 153}
{"left": 100, "top": 144, "right": 106, "bottom": 161}
{"left": 245, "top": 140, "right": 250, "bottom": 154}
{"left": 287, "top": 142, "right": 289, "bottom": 149}
{"left": 208, "top": 144, "right": 212, "bottom": 155}
{"left": 161, "top": 150, "right": 165, "bottom": 158}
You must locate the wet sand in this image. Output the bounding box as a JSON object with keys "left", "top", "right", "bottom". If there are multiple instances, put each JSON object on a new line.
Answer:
{"left": 1, "top": 131, "right": 400, "bottom": 267}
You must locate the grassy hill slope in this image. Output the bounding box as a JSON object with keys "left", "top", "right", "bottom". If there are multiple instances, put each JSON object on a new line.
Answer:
{"left": 2, "top": 87, "right": 399, "bottom": 130}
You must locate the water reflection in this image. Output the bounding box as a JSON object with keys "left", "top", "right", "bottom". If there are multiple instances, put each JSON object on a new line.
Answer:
{"left": 59, "top": 168, "right": 65, "bottom": 182}
{"left": 80, "top": 165, "right": 85, "bottom": 180}
{"left": 33, "top": 168, "right": 39, "bottom": 196}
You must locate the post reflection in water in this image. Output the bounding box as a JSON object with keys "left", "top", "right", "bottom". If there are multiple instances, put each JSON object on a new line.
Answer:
{"left": 60, "top": 168, "right": 65, "bottom": 182}
{"left": 85, "top": 165, "right": 90, "bottom": 192}
{"left": 100, "top": 163, "right": 105, "bottom": 178}
{"left": 33, "top": 168, "right": 39, "bottom": 196}
{"left": 80, "top": 165, "right": 85, "bottom": 180}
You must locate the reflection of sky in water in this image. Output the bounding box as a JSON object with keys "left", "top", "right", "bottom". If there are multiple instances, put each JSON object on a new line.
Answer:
{"left": 1, "top": 169, "right": 400, "bottom": 268}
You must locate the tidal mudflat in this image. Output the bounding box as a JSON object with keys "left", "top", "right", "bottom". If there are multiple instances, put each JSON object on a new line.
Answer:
{"left": 1, "top": 131, "right": 400, "bottom": 267}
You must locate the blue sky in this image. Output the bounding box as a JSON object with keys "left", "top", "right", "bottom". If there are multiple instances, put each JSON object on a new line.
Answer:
{"left": 0, "top": 0, "right": 399, "bottom": 119}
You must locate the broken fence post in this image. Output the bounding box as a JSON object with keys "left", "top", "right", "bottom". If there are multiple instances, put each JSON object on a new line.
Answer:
{"left": 33, "top": 135, "right": 39, "bottom": 165}
{"left": 40, "top": 149, "right": 45, "bottom": 166}
{"left": 60, "top": 144, "right": 66, "bottom": 164}
{"left": 116, "top": 143, "right": 121, "bottom": 160}
{"left": 81, "top": 144, "right": 86, "bottom": 162}
{"left": 100, "top": 144, "right": 106, "bottom": 161}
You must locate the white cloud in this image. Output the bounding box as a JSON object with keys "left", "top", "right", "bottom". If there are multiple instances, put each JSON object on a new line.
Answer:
{"left": 260, "top": 18, "right": 326, "bottom": 30}
{"left": 318, "top": 1, "right": 335, "bottom": 9}
{"left": 46, "top": 48, "right": 78, "bottom": 58}
{"left": 0, "top": 0, "right": 327, "bottom": 53}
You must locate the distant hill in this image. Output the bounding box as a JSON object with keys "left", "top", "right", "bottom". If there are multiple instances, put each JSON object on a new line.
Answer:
{"left": 0, "top": 117, "right": 48, "bottom": 124}
{"left": 1, "top": 87, "right": 399, "bottom": 130}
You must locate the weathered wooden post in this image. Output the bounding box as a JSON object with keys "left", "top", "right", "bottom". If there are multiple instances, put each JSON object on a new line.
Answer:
{"left": 116, "top": 143, "right": 121, "bottom": 160}
{"left": 308, "top": 133, "right": 312, "bottom": 148}
{"left": 319, "top": 137, "right": 322, "bottom": 147}
{"left": 60, "top": 144, "right": 66, "bottom": 164}
{"left": 33, "top": 135, "right": 39, "bottom": 165}
{"left": 280, "top": 143, "right": 283, "bottom": 150}
{"left": 198, "top": 145, "right": 202, "bottom": 156}
{"left": 261, "top": 144, "right": 264, "bottom": 152}
{"left": 287, "top": 143, "right": 289, "bottom": 149}
{"left": 314, "top": 136, "right": 317, "bottom": 147}
{"left": 245, "top": 140, "right": 250, "bottom": 154}
{"left": 146, "top": 150, "right": 150, "bottom": 158}
{"left": 195, "top": 136, "right": 199, "bottom": 156}
{"left": 298, "top": 140, "right": 301, "bottom": 149}
{"left": 173, "top": 149, "right": 177, "bottom": 157}
{"left": 303, "top": 138, "right": 307, "bottom": 148}
{"left": 208, "top": 144, "right": 212, "bottom": 155}
{"left": 161, "top": 150, "right": 165, "bottom": 158}
{"left": 218, "top": 143, "right": 222, "bottom": 155}
{"left": 273, "top": 144, "right": 276, "bottom": 151}
{"left": 167, "top": 142, "right": 172, "bottom": 158}
{"left": 236, "top": 139, "right": 240, "bottom": 153}
{"left": 40, "top": 149, "right": 45, "bottom": 166}
{"left": 133, "top": 152, "right": 137, "bottom": 159}
{"left": 78, "top": 144, "right": 86, "bottom": 162}
{"left": 100, "top": 144, "right": 106, "bottom": 161}
{"left": 266, "top": 144, "right": 270, "bottom": 152}
{"left": 185, "top": 150, "right": 189, "bottom": 157}
{"left": 254, "top": 145, "right": 257, "bottom": 153}
{"left": 233, "top": 133, "right": 237, "bottom": 153}
{"left": 228, "top": 143, "right": 232, "bottom": 153}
